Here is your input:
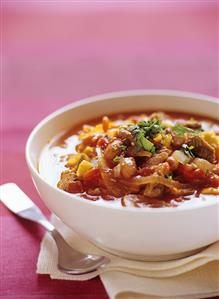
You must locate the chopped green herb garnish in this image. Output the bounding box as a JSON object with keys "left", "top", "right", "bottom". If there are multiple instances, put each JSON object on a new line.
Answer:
{"left": 113, "top": 156, "right": 120, "bottom": 163}
{"left": 138, "top": 119, "right": 163, "bottom": 138}
{"left": 130, "top": 126, "right": 155, "bottom": 152}
{"left": 205, "top": 169, "right": 210, "bottom": 176}
{"left": 165, "top": 174, "right": 173, "bottom": 180}
{"left": 181, "top": 144, "right": 195, "bottom": 158}
{"left": 120, "top": 144, "right": 127, "bottom": 152}
{"left": 112, "top": 144, "right": 118, "bottom": 151}
{"left": 126, "top": 119, "right": 163, "bottom": 153}
{"left": 172, "top": 124, "right": 202, "bottom": 136}
{"left": 139, "top": 135, "right": 155, "bottom": 152}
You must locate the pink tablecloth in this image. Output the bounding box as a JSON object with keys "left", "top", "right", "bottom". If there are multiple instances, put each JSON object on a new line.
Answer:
{"left": 1, "top": 2, "right": 218, "bottom": 298}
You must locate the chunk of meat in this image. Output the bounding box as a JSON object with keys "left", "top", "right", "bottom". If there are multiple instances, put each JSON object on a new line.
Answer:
{"left": 146, "top": 149, "right": 170, "bottom": 166}
{"left": 83, "top": 168, "right": 101, "bottom": 189}
{"left": 57, "top": 171, "right": 84, "bottom": 193}
{"left": 188, "top": 136, "right": 216, "bottom": 163}
{"left": 57, "top": 171, "right": 74, "bottom": 190}
{"left": 67, "top": 181, "right": 84, "bottom": 193}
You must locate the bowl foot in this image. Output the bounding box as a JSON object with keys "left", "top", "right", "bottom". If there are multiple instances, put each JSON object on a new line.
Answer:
{"left": 96, "top": 244, "right": 209, "bottom": 261}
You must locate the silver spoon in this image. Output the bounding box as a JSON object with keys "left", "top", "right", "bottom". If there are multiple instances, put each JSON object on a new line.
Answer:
{"left": 0, "top": 183, "right": 110, "bottom": 275}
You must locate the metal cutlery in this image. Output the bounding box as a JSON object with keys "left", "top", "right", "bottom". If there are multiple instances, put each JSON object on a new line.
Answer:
{"left": 0, "top": 183, "right": 110, "bottom": 275}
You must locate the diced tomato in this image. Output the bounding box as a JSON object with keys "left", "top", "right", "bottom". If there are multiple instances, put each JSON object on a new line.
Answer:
{"left": 192, "top": 168, "right": 206, "bottom": 180}
{"left": 67, "top": 181, "right": 84, "bottom": 193}
{"left": 82, "top": 135, "right": 94, "bottom": 146}
{"left": 178, "top": 164, "right": 205, "bottom": 182}
{"left": 82, "top": 134, "right": 100, "bottom": 147}
{"left": 96, "top": 137, "right": 109, "bottom": 149}
{"left": 83, "top": 168, "right": 101, "bottom": 189}
{"left": 177, "top": 164, "right": 219, "bottom": 187}
{"left": 207, "top": 174, "right": 219, "bottom": 188}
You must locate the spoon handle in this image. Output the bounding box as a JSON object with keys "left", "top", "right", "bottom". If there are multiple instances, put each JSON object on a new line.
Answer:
{"left": 0, "top": 183, "right": 54, "bottom": 232}
{"left": 1, "top": 183, "right": 110, "bottom": 275}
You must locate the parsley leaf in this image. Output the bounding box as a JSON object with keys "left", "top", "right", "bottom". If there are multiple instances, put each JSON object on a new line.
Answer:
{"left": 120, "top": 144, "right": 127, "bottom": 152}
{"left": 138, "top": 134, "right": 155, "bottom": 152}
{"left": 138, "top": 119, "right": 163, "bottom": 138}
{"left": 127, "top": 119, "right": 161, "bottom": 153}
{"left": 113, "top": 156, "right": 120, "bottom": 163}
{"left": 172, "top": 124, "right": 202, "bottom": 136}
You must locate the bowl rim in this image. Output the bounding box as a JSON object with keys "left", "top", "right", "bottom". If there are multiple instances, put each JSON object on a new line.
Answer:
{"left": 26, "top": 89, "right": 219, "bottom": 213}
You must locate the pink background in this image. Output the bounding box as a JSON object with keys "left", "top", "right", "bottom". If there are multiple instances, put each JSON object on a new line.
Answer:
{"left": 1, "top": 2, "right": 218, "bottom": 298}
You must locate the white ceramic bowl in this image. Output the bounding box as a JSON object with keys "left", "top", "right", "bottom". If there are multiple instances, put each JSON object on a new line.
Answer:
{"left": 26, "top": 90, "right": 219, "bottom": 261}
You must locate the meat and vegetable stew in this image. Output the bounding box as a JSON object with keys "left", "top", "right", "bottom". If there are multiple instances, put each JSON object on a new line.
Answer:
{"left": 53, "top": 112, "right": 219, "bottom": 207}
